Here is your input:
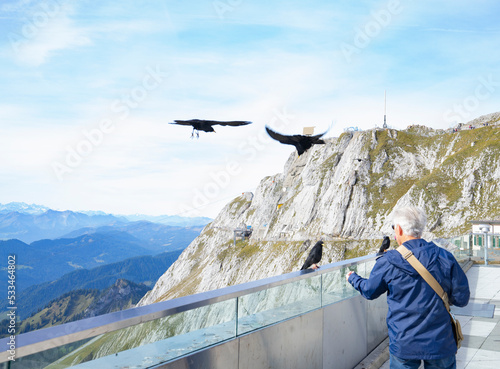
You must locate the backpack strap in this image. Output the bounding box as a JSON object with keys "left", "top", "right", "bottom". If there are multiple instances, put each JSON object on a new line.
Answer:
{"left": 396, "top": 245, "right": 450, "bottom": 312}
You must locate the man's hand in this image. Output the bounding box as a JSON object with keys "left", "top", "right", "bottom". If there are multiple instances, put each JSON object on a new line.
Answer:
{"left": 346, "top": 271, "right": 354, "bottom": 281}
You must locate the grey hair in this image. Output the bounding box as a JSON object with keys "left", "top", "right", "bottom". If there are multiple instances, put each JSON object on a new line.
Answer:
{"left": 392, "top": 206, "right": 427, "bottom": 238}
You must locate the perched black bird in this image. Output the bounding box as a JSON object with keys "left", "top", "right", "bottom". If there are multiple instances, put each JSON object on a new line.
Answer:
{"left": 376, "top": 236, "right": 391, "bottom": 256}
{"left": 265, "top": 126, "right": 326, "bottom": 156}
{"left": 301, "top": 240, "right": 323, "bottom": 270}
{"left": 170, "top": 119, "right": 252, "bottom": 138}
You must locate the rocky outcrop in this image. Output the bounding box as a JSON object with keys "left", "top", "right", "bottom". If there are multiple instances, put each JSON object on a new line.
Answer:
{"left": 84, "top": 279, "right": 150, "bottom": 318}
{"left": 15, "top": 280, "right": 149, "bottom": 336}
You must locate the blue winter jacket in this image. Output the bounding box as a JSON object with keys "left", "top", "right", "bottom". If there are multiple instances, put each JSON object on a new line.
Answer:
{"left": 348, "top": 238, "right": 470, "bottom": 360}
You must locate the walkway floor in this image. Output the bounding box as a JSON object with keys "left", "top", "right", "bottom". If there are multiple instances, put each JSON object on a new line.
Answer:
{"left": 379, "top": 265, "right": 500, "bottom": 369}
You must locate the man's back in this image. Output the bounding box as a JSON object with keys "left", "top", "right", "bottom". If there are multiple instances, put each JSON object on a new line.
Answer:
{"left": 349, "top": 238, "right": 469, "bottom": 360}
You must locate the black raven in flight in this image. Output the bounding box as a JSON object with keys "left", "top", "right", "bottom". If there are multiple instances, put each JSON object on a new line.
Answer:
{"left": 170, "top": 119, "right": 252, "bottom": 138}
{"left": 266, "top": 126, "right": 326, "bottom": 156}
{"left": 301, "top": 240, "right": 323, "bottom": 270}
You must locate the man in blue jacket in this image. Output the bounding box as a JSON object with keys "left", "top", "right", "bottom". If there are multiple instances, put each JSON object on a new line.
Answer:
{"left": 347, "top": 206, "right": 470, "bottom": 369}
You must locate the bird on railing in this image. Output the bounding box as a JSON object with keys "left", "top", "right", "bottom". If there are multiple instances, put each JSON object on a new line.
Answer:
{"left": 301, "top": 240, "right": 323, "bottom": 270}
{"left": 170, "top": 119, "right": 252, "bottom": 138}
{"left": 377, "top": 236, "right": 391, "bottom": 256}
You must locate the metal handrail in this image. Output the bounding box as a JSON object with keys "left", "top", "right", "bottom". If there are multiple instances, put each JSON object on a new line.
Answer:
{"left": 448, "top": 232, "right": 500, "bottom": 237}
{"left": 0, "top": 253, "right": 377, "bottom": 362}
{"left": 470, "top": 232, "right": 500, "bottom": 236}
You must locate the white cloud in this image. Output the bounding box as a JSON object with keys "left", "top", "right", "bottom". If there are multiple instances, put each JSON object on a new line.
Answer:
{"left": 8, "top": 2, "right": 91, "bottom": 66}
{"left": 1, "top": 0, "right": 37, "bottom": 13}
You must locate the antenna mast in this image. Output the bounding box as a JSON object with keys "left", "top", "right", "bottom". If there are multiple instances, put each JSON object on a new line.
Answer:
{"left": 383, "top": 90, "right": 387, "bottom": 128}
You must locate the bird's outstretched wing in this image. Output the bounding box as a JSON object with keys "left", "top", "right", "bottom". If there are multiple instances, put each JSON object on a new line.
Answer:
{"left": 170, "top": 120, "right": 196, "bottom": 126}
{"left": 265, "top": 126, "right": 298, "bottom": 145}
{"left": 212, "top": 120, "right": 252, "bottom": 127}
{"left": 266, "top": 126, "right": 327, "bottom": 155}
{"left": 171, "top": 119, "right": 251, "bottom": 126}
{"left": 310, "top": 131, "right": 327, "bottom": 141}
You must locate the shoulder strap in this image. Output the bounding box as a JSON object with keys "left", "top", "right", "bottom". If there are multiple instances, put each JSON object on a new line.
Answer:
{"left": 396, "top": 245, "right": 450, "bottom": 312}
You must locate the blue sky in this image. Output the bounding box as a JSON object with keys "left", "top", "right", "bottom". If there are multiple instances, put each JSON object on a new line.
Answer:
{"left": 1, "top": 0, "right": 499, "bottom": 218}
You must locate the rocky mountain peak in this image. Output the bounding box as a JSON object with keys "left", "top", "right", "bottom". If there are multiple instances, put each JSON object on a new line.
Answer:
{"left": 140, "top": 113, "right": 500, "bottom": 305}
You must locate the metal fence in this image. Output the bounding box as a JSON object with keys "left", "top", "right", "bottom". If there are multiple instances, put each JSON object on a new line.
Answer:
{"left": 447, "top": 233, "right": 500, "bottom": 264}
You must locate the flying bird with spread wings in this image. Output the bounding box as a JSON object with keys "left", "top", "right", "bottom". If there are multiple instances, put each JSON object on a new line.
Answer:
{"left": 170, "top": 119, "right": 252, "bottom": 138}
{"left": 300, "top": 240, "right": 323, "bottom": 270}
{"left": 266, "top": 126, "right": 326, "bottom": 156}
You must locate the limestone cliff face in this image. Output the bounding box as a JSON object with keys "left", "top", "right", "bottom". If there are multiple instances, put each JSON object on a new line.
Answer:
{"left": 140, "top": 113, "right": 500, "bottom": 305}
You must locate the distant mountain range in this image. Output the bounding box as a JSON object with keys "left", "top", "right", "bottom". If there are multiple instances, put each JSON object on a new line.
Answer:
{"left": 123, "top": 214, "right": 212, "bottom": 227}
{"left": 0, "top": 250, "right": 182, "bottom": 320}
{"left": 60, "top": 221, "right": 204, "bottom": 251}
{"left": 0, "top": 209, "right": 126, "bottom": 243}
{"left": 0, "top": 222, "right": 200, "bottom": 292}
{"left": 0, "top": 279, "right": 151, "bottom": 337}
{"left": 0, "top": 232, "right": 144, "bottom": 292}
{"left": 0, "top": 202, "right": 212, "bottom": 242}
{"left": 0, "top": 202, "right": 49, "bottom": 214}
{"left": 0, "top": 201, "right": 208, "bottom": 332}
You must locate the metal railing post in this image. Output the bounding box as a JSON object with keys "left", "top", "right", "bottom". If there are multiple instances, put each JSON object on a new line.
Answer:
{"left": 479, "top": 225, "right": 491, "bottom": 266}
{"left": 235, "top": 297, "right": 239, "bottom": 337}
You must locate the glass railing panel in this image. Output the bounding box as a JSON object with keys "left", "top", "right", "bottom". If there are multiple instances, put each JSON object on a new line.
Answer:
{"left": 2, "top": 256, "right": 383, "bottom": 367}
{"left": 468, "top": 233, "right": 500, "bottom": 259}
{"left": 237, "top": 275, "right": 321, "bottom": 335}
{"left": 453, "top": 237, "right": 469, "bottom": 262}
{"left": 445, "top": 233, "right": 500, "bottom": 263}
{"left": 322, "top": 267, "right": 357, "bottom": 305}
{"left": 457, "top": 249, "right": 469, "bottom": 261}
{"left": 362, "top": 259, "right": 376, "bottom": 278}
{"left": 445, "top": 235, "right": 471, "bottom": 262}
{"left": 321, "top": 259, "right": 376, "bottom": 306}
{"left": 15, "top": 298, "right": 237, "bottom": 369}
{"left": 0, "top": 337, "right": 93, "bottom": 369}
